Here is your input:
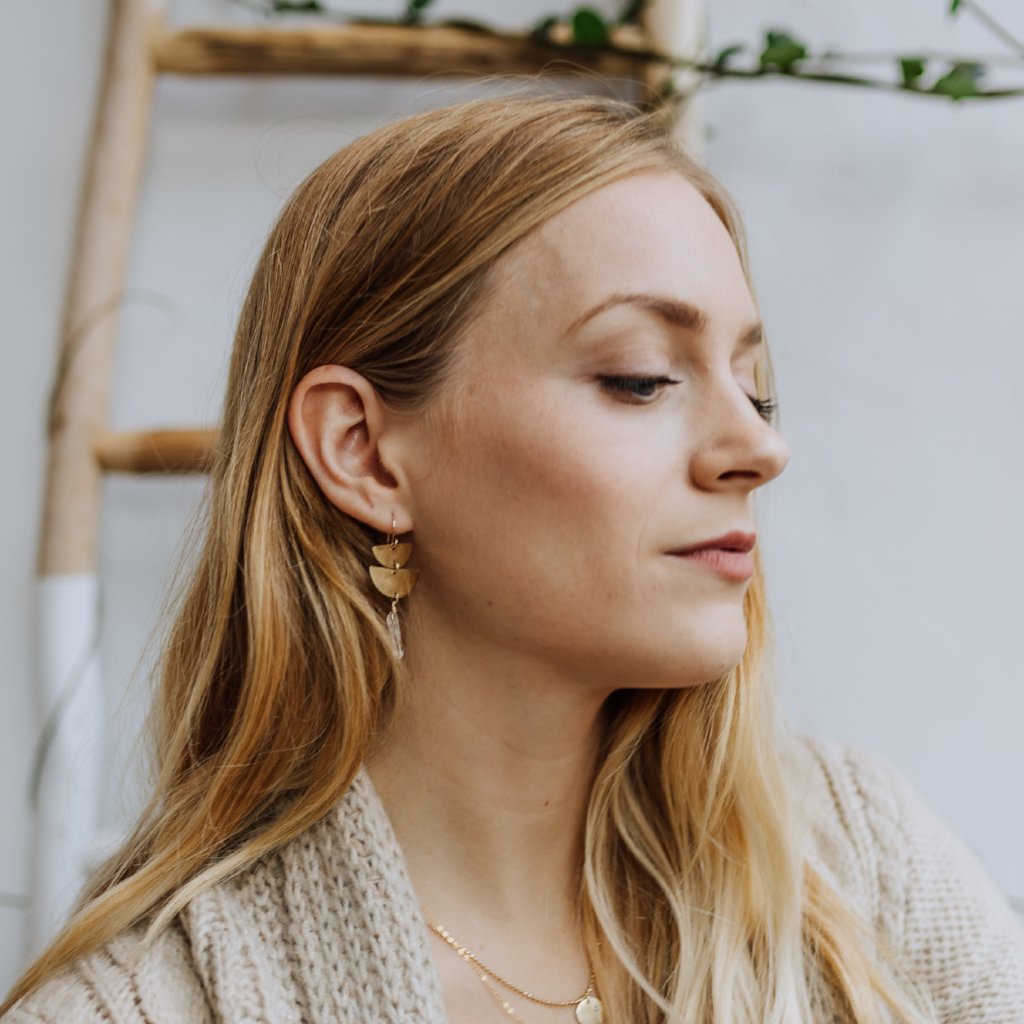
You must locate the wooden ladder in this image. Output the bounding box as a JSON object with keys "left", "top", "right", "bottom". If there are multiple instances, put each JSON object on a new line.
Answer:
{"left": 31, "top": 0, "right": 701, "bottom": 951}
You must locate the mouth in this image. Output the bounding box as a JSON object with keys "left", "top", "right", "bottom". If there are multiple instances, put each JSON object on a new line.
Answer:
{"left": 668, "top": 532, "right": 757, "bottom": 582}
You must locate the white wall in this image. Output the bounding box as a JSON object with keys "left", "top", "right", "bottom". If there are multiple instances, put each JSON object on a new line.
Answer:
{"left": 1, "top": 0, "right": 1021, "bottom": 991}
{"left": 702, "top": 0, "right": 1024, "bottom": 915}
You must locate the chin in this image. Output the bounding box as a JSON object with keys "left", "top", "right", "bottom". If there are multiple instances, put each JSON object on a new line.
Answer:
{"left": 660, "top": 621, "right": 750, "bottom": 689}
{"left": 593, "top": 634, "right": 748, "bottom": 692}
{"left": 556, "top": 604, "right": 751, "bottom": 691}
{"left": 694, "top": 646, "right": 747, "bottom": 683}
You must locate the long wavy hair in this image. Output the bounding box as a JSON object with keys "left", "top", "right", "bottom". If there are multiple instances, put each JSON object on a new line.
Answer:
{"left": 5, "top": 94, "right": 935, "bottom": 1022}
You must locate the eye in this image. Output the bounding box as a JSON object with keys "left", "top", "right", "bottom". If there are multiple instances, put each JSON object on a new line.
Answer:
{"left": 749, "top": 395, "right": 778, "bottom": 423}
{"left": 597, "top": 374, "right": 680, "bottom": 403}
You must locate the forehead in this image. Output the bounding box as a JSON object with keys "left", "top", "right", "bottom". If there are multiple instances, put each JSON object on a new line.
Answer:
{"left": 484, "top": 171, "right": 756, "bottom": 331}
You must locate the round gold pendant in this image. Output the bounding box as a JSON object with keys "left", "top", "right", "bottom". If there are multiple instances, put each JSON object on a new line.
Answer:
{"left": 575, "top": 995, "right": 603, "bottom": 1024}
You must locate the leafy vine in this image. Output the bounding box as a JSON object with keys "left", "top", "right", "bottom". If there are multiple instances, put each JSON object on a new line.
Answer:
{"left": 232, "top": 0, "right": 1024, "bottom": 102}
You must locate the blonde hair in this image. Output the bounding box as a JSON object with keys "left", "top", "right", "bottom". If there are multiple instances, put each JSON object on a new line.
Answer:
{"left": 6, "top": 94, "right": 935, "bottom": 1022}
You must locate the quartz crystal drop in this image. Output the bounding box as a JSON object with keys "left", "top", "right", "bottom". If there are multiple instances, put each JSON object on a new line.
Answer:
{"left": 386, "top": 606, "right": 404, "bottom": 660}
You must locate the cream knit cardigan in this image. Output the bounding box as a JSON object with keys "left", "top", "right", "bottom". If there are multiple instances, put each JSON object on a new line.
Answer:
{"left": 5, "top": 736, "right": 1024, "bottom": 1023}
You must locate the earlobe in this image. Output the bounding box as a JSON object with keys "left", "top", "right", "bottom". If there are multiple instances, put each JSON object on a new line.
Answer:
{"left": 287, "top": 365, "right": 411, "bottom": 533}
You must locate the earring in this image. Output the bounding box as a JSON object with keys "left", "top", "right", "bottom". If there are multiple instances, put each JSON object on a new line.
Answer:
{"left": 369, "top": 515, "right": 418, "bottom": 660}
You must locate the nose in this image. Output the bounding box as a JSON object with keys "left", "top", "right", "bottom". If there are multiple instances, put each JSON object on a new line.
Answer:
{"left": 688, "top": 379, "right": 790, "bottom": 493}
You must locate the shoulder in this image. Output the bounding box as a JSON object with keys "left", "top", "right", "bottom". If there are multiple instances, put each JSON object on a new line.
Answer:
{"left": 789, "top": 734, "right": 911, "bottom": 916}
{"left": 791, "top": 733, "right": 1024, "bottom": 1020}
{"left": 3, "top": 918, "right": 211, "bottom": 1024}
{"left": 4, "top": 773, "right": 446, "bottom": 1024}
{"left": 3, "top": 854, "right": 311, "bottom": 1024}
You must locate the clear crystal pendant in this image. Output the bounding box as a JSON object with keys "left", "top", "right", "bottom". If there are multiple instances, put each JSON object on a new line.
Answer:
{"left": 386, "top": 602, "right": 404, "bottom": 660}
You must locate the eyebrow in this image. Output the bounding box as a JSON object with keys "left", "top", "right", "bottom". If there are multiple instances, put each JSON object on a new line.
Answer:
{"left": 563, "top": 292, "right": 763, "bottom": 349}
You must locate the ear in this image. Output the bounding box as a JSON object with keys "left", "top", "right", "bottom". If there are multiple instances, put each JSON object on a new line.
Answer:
{"left": 287, "top": 365, "right": 412, "bottom": 534}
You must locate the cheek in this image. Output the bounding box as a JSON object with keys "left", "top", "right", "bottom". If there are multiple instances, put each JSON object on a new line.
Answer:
{"left": 416, "top": 378, "right": 664, "bottom": 607}
{"left": 470, "top": 383, "right": 626, "bottom": 530}
{"left": 409, "top": 378, "right": 746, "bottom": 687}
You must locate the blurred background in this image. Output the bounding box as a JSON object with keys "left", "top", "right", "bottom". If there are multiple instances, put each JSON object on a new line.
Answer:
{"left": 1, "top": 0, "right": 1021, "bottom": 991}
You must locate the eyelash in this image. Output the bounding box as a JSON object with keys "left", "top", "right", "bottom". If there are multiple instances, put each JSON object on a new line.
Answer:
{"left": 597, "top": 374, "right": 678, "bottom": 401}
{"left": 597, "top": 374, "right": 778, "bottom": 422}
{"left": 750, "top": 397, "right": 778, "bottom": 422}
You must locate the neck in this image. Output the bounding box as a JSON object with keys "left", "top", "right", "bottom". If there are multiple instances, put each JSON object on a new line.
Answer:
{"left": 366, "top": 620, "right": 609, "bottom": 940}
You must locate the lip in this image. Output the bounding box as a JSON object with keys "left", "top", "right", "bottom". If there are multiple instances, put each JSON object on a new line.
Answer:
{"left": 668, "top": 531, "right": 757, "bottom": 582}
{"left": 671, "top": 531, "right": 757, "bottom": 555}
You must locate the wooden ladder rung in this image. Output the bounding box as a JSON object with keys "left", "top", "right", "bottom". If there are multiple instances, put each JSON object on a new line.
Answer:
{"left": 151, "top": 22, "right": 660, "bottom": 79}
{"left": 95, "top": 428, "right": 218, "bottom": 474}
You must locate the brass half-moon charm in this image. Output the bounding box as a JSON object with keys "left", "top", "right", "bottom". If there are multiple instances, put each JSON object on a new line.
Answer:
{"left": 372, "top": 542, "right": 413, "bottom": 568}
{"left": 369, "top": 565, "right": 419, "bottom": 599}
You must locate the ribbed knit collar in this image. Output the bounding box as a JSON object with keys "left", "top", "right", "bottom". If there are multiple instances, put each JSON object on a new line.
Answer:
{"left": 182, "top": 767, "right": 449, "bottom": 1023}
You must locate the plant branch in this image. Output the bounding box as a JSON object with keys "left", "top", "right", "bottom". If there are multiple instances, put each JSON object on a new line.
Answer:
{"left": 822, "top": 48, "right": 1024, "bottom": 69}
{"left": 958, "top": 0, "right": 1024, "bottom": 59}
{"left": 694, "top": 62, "right": 1024, "bottom": 99}
{"left": 547, "top": 34, "right": 1024, "bottom": 101}
{"left": 222, "top": 0, "right": 1024, "bottom": 102}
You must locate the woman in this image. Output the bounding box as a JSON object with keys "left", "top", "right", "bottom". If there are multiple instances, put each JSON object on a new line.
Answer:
{"left": 3, "top": 94, "right": 1022, "bottom": 1024}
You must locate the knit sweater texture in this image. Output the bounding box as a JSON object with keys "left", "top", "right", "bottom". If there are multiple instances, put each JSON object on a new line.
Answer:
{"left": 5, "top": 735, "right": 1024, "bottom": 1023}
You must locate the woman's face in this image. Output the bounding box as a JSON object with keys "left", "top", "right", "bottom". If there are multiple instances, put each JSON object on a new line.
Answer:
{"left": 400, "top": 171, "right": 790, "bottom": 692}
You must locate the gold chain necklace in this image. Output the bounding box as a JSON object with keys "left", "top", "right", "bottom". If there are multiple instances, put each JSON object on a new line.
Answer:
{"left": 479, "top": 970, "right": 530, "bottom": 1024}
{"left": 423, "top": 915, "right": 604, "bottom": 1024}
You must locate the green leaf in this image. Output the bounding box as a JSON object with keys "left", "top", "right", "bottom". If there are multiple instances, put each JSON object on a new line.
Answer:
{"left": 403, "top": 0, "right": 435, "bottom": 23}
{"left": 759, "top": 30, "right": 808, "bottom": 72}
{"left": 571, "top": 7, "right": 611, "bottom": 46}
{"left": 713, "top": 44, "right": 744, "bottom": 71}
{"left": 899, "top": 56, "right": 928, "bottom": 87}
{"left": 949, "top": 0, "right": 963, "bottom": 14}
{"left": 270, "top": 0, "right": 324, "bottom": 12}
{"left": 932, "top": 61, "right": 984, "bottom": 99}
